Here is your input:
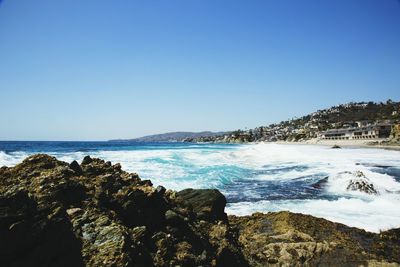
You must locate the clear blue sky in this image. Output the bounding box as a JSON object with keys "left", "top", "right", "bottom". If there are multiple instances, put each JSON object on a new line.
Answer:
{"left": 0, "top": 0, "right": 399, "bottom": 141}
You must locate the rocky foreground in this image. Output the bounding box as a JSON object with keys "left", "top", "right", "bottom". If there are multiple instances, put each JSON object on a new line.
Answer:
{"left": 1, "top": 155, "right": 400, "bottom": 267}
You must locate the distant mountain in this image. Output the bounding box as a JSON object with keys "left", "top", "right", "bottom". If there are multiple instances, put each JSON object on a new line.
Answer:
{"left": 110, "top": 100, "right": 400, "bottom": 144}
{"left": 109, "top": 131, "right": 230, "bottom": 142}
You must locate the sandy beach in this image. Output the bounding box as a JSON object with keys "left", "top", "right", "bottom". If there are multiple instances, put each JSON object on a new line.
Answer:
{"left": 274, "top": 139, "right": 400, "bottom": 151}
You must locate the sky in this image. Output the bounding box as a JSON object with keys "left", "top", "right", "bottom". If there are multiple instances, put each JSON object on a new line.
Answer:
{"left": 0, "top": 0, "right": 399, "bottom": 141}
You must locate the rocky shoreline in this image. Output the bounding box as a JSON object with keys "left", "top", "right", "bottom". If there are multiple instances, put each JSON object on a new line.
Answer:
{"left": 1, "top": 154, "right": 400, "bottom": 266}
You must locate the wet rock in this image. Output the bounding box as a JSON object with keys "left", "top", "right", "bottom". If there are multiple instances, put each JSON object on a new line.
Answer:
{"left": 354, "top": 170, "right": 367, "bottom": 178}
{"left": 311, "top": 176, "right": 329, "bottom": 189}
{"left": 176, "top": 189, "right": 227, "bottom": 222}
{"left": 347, "top": 179, "right": 378, "bottom": 194}
{"left": 346, "top": 171, "right": 378, "bottom": 195}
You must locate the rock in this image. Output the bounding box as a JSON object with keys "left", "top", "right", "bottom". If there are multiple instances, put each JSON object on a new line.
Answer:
{"left": 155, "top": 185, "right": 166, "bottom": 195}
{"left": 354, "top": 170, "right": 367, "bottom": 178}
{"left": 66, "top": 208, "right": 83, "bottom": 217}
{"left": 164, "top": 209, "right": 185, "bottom": 226}
{"left": 311, "top": 176, "right": 329, "bottom": 189}
{"left": 47, "top": 181, "right": 87, "bottom": 206}
{"left": 1, "top": 154, "right": 399, "bottom": 267}
{"left": 345, "top": 171, "right": 378, "bottom": 195}
{"left": 347, "top": 179, "right": 378, "bottom": 194}
{"left": 175, "top": 189, "right": 227, "bottom": 222}
{"left": 0, "top": 190, "right": 84, "bottom": 267}
{"left": 113, "top": 163, "right": 122, "bottom": 171}
{"left": 331, "top": 144, "right": 341, "bottom": 149}
{"left": 229, "top": 211, "right": 400, "bottom": 266}
{"left": 69, "top": 160, "right": 83, "bottom": 175}
{"left": 81, "top": 155, "right": 92, "bottom": 165}
{"left": 21, "top": 154, "right": 58, "bottom": 169}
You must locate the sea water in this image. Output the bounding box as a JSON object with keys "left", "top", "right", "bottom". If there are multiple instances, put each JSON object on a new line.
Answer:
{"left": 1, "top": 141, "right": 400, "bottom": 232}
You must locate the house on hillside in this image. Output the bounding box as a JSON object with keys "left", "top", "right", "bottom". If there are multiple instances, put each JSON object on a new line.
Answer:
{"left": 319, "top": 123, "right": 392, "bottom": 140}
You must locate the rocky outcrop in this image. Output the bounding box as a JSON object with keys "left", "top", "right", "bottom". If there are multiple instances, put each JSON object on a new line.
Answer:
{"left": 346, "top": 171, "right": 378, "bottom": 195}
{"left": 0, "top": 154, "right": 247, "bottom": 267}
{"left": 175, "top": 189, "right": 227, "bottom": 222}
{"left": 229, "top": 212, "right": 400, "bottom": 266}
{"left": 347, "top": 179, "right": 378, "bottom": 195}
{"left": 1, "top": 154, "right": 399, "bottom": 266}
{"left": 0, "top": 190, "right": 84, "bottom": 267}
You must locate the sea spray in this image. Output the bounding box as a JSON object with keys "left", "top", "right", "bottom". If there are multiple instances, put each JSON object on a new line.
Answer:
{"left": 1, "top": 141, "right": 400, "bottom": 232}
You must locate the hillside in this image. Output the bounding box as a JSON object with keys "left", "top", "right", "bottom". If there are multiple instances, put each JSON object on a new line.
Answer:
{"left": 186, "top": 100, "right": 400, "bottom": 143}
{"left": 110, "top": 131, "right": 229, "bottom": 142}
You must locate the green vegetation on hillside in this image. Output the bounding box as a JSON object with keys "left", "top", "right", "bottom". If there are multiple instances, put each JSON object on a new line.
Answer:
{"left": 187, "top": 100, "right": 400, "bottom": 143}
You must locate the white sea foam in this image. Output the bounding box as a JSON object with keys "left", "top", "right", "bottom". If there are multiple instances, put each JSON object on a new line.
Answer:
{"left": 1, "top": 143, "right": 400, "bottom": 232}
{"left": 226, "top": 195, "right": 400, "bottom": 232}
{"left": 0, "top": 151, "right": 30, "bottom": 166}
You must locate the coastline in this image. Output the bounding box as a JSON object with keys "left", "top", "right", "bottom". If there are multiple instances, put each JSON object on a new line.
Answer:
{"left": 272, "top": 139, "right": 400, "bottom": 151}
{"left": 1, "top": 154, "right": 400, "bottom": 266}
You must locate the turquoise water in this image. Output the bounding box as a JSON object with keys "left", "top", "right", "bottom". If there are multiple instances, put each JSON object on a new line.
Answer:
{"left": 1, "top": 141, "right": 400, "bottom": 232}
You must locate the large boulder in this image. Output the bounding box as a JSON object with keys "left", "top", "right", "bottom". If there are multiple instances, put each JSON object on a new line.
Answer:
{"left": 175, "top": 189, "right": 227, "bottom": 222}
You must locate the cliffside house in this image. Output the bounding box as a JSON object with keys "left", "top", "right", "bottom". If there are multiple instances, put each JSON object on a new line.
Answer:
{"left": 320, "top": 123, "right": 392, "bottom": 140}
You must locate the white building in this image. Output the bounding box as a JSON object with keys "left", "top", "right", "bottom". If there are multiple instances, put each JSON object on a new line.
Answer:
{"left": 320, "top": 123, "right": 392, "bottom": 140}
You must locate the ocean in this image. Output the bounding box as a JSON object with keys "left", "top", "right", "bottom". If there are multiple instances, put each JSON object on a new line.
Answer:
{"left": 1, "top": 141, "right": 400, "bottom": 232}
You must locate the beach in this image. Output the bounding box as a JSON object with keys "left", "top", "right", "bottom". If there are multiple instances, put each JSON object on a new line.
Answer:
{"left": 275, "top": 138, "right": 400, "bottom": 151}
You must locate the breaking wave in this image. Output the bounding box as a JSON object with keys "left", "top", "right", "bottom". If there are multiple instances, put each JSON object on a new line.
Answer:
{"left": 1, "top": 142, "right": 400, "bottom": 232}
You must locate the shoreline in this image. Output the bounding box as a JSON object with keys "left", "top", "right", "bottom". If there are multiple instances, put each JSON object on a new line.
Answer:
{"left": 271, "top": 139, "right": 400, "bottom": 151}
{"left": 2, "top": 154, "right": 400, "bottom": 266}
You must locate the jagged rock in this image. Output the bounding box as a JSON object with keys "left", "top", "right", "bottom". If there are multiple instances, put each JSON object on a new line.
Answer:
{"left": 0, "top": 190, "right": 84, "bottom": 267}
{"left": 155, "top": 185, "right": 166, "bottom": 195}
{"left": 81, "top": 155, "right": 92, "bottom": 165}
{"left": 69, "top": 160, "right": 83, "bottom": 175}
{"left": 0, "top": 154, "right": 246, "bottom": 267}
{"left": 229, "top": 211, "right": 400, "bottom": 266}
{"left": 346, "top": 171, "right": 378, "bottom": 195}
{"left": 175, "top": 188, "right": 228, "bottom": 222}
{"left": 347, "top": 179, "right": 378, "bottom": 194}
{"left": 1, "top": 154, "right": 399, "bottom": 267}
